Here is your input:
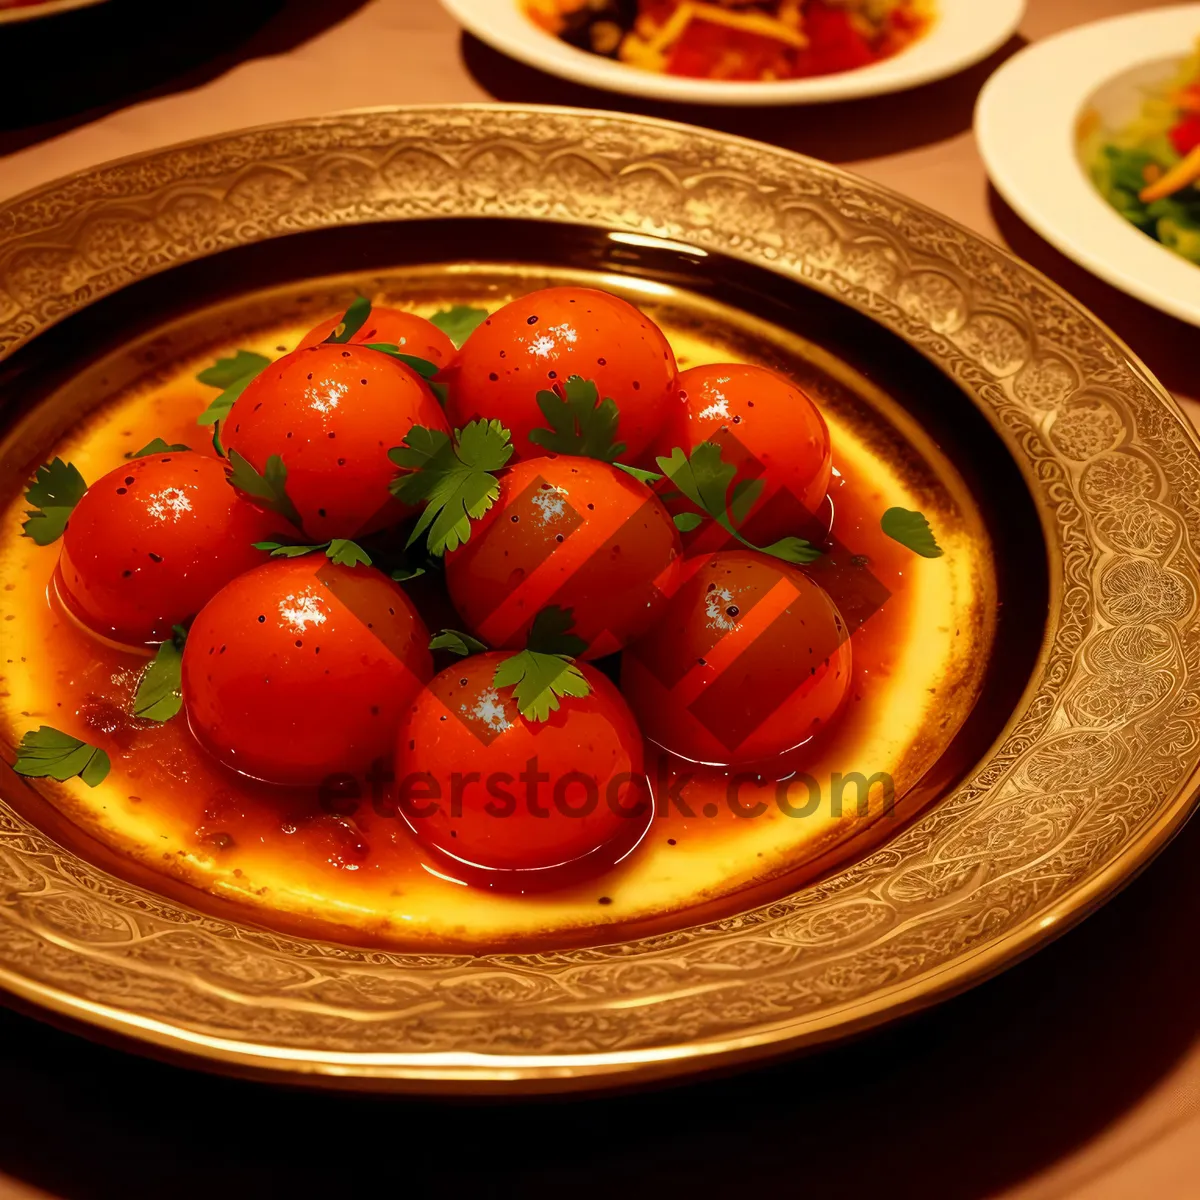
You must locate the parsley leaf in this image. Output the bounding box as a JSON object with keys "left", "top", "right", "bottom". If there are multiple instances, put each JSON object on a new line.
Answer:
{"left": 226, "top": 451, "right": 303, "bottom": 530}
{"left": 253, "top": 540, "right": 325, "bottom": 558}
{"left": 673, "top": 512, "right": 704, "bottom": 533}
{"left": 363, "top": 344, "right": 439, "bottom": 379}
{"left": 134, "top": 626, "right": 187, "bottom": 722}
{"left": 730, "top": 477, "right": 765, "bottom": 527}
{"left": 128, "top": 438, "right": 191, "bottom": 459}
{"left": 328, "top": 539, "right": 372, "bottom": 568}
{"left": 22, "top": 458, "right": 87, "bottom": 546}
{"left": 13, "top": 726, "right": 111, "bottom": 787}
{"left": 882, "top": 508, "right": 944, "bottom": 559}
{"left": 526, "top": 605, "right": 588, "bottom": 657}
{"left": 656, "top": 444, "right": 822, "bottom": 565}
{"left": 252, "top": 538, "right": 372, "bottom": 568}
{"left": 430, "top": 305, "right": 489, "bottom": 349}
{"left": 196, "top": 350, "right": 271, "bottom": 428}
{"left": 529, "top": 376, "right": 625, "bottom": 461}
{"left": 197, "top": 350, "right": 272, "bottom": 389}
{"left": 614, "top": 462, "right": 662, "bottom": 486}
{"left": 324, "top": 296, "right": 371, "bottom": 344}
{"left": 493, "top": 653, "right": 590, "bottom": 722}
{"left": 429, "top": 629, "right": 489, "bottom": 656}
{"left": 490, "top": 606, "right": 592, "bottom": 722}
{"left": 391, "top": 566, "right": 426, "bottom": 582}
{"left": 364, "top": 343, "right": 449, "bottom": 404}
{"left": 757, "top": 536, "right": 823, "bottom": 566}
{"left": 390, "top": 419, "right": 513, "bottom": 555}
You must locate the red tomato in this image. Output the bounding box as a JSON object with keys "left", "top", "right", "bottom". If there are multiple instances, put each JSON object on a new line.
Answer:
{"left": 1170, "top": 113, "right": 1200, "bottom": 157}
{"left": 445, "top": 455, "right": 682, "bottom": 658}
{"left": 396, "top": 652, "right": 648, "bottom": 876}
{"left": 57, "top": 451, "right": 281, "bottom": 646}
{"left": 182, "top": 558, "right": 433, "bottom": 786}
{"left": 446, "top": 287, "right": 678, "bottom": 462}
{"left": 223, "top": 344, "right": 449, "bottom": 542}
{"left": 651, "top": 363, "right": 832, "bottom": 547}
{"left": 667, "top": 21, "right": 791, "bottom": 80}
{"left": 620, "top": 551, "right": 851, "bottom": 766}
{"left": 795, "top": 4, "right": 879, "bottom": 76}
{"left": 295, "top": 307, "right": 456, "bottom": 367}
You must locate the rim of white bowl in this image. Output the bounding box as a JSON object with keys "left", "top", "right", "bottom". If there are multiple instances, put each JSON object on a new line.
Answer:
{"left": 976, "top": 3, "right": 1200, "bottom": 328}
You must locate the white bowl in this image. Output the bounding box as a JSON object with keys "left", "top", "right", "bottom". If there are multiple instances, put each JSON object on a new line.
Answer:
{"left": 976, "top": 3, "right": 1200, "bottom": 328}
{"left": 442, "top": 0, "right": 1026, "bottom": 106}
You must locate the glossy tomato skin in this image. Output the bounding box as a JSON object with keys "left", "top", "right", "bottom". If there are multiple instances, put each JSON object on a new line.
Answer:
{"left": 182, "top": 558, "right": 433, "bottom": 786}
{"left": 396, "top": 653, "right": 648, "bottom": 875}
{"left": 447, "top": 287, "right": 678, "bottom": 461}
{"left": 223, "top": 344, "right": 449, "bottom": 542}
{"left": 56, "top": 451, "right": 281, "bottom": 646}
{"left": 620, "top": 551, "right": 851, "bottom": 767}
{"left": 295, "top": 307, "right": 456, "bottom": 368}
{"left": 445, "top": 455, "right": 683, "bottom": 659}
{"left": 651, "top": 364, "right": 832, "bottom": 547}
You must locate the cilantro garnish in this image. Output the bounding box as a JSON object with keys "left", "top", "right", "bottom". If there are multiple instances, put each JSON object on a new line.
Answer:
{"left": 364, "top": 343, "right": 448, "bottom": 404}
{"left": 613, "top": 462, "right": 662, "bottom": 487}
{"left": 13, "top": 726, "right": 111, "bottom": 788}
{"left": 134, "top": 625, "right": 187, "bottom": 722}
{"left": 389, "top": 419, "right": 513, "bottom": 556}
{"left": 328, "top": 539, "right": 372, "bottom": 568}
{"left": 429, "top": 629, "right": 489, "bottom": 656}
{"left": 529, "top": 376, "right": 625, "bottom": 461}
{"left": 226, "top": 450, "right": 303, "bottom": 530}
{"left": 492, "top": 607, "right": 591, "bottom": 722}
{"left": 656, "top": 444, "right": 822, "bottom": 565}
{"left": 364, "top": 344, "right": 439, "bottom": 378}
{"left": 730, "top": 477, "right": 765, "bottom": 527}
{"left": 391, "top": 566, "right": 426, "bottom": 582}
{"left": 128, "top": 438, "right": 190, "bottom": 459}
{"left": 881, "top": 508, "right": 944, "bottom": 559}
{"left": 252, "top": 538, "right": 372, "bottom": 568}
{"left": 525, "top": 605, "right": 588, "bottom": 656}
{"left": 324, "top": 296, "right": 371, "bottom": 345}
{"left": 673, "top": 512, "right": 704, "bottom": 533}
{"left": 430, "top": 305, "right": 489, "bottom": 349}
{"left": 197, "top": 349, "right": 272, "bottom": 389}
{"left": 22, "top": 458, "right": 87, "bottom": 546}
{"left": 196, "top": 350, "right": 271, "bottom": 428}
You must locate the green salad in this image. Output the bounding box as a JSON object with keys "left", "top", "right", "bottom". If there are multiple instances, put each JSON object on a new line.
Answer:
{"left": 1084, "top": 42, "right": 1200, "bottom": 266}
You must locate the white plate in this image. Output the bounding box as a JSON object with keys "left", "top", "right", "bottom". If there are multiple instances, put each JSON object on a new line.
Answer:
{"left": 441, "top": 0, "right": 1026, "bottom": 106}
{"left": 976, "top": 4, "right": 1200, "bottom": 329}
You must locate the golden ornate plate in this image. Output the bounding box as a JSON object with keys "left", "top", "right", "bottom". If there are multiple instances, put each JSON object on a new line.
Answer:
{"left": 0, "top": 105, "right": 1197, "bottom": 1093}
{"left": 0, "top": 0, "right": 108, "bottom": 24}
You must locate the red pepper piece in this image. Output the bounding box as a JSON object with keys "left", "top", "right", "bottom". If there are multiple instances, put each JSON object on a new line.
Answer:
{"left": 665, "top": 20, "right": 788, "bottom": 80}
{"left": 1170, "top": 113, "right": 1200, "bottom": 157}
{"left": 792, "top": 2, "right": 879, "bottom": 77}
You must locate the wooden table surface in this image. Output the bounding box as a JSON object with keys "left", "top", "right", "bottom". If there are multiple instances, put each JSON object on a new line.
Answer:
{"left": 1, "top": 1, "right": 1198, "bottom": 1197}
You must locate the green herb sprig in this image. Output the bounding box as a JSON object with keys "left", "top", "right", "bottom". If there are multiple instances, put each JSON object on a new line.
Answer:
{"left": 13, "top": 727, "right": 110, "bottom": 787}
{"left": 134, "top": 625, "right": 188, "bottom": 722}
{"left": 389, "top": 419, "right": 514, "bottom": 556}
{"left": 22, "top": 459, "right": 87, "bottom": 546}
{"left": 492, "top": 606, "right": 590, "bottom": 722}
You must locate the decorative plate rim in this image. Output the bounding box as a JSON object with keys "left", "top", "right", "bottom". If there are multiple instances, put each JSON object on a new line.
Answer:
{"left": 1, "top": 103, "right": 1198, "bottom": 1093}
{"left": 0, "top": 0, "right": 108, "bottom": 25}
